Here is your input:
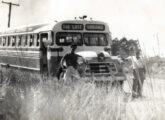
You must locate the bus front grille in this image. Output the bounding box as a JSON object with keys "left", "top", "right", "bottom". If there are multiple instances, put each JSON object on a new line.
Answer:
{"left": 85, "top": 62, "right": 117, "bottom": 75}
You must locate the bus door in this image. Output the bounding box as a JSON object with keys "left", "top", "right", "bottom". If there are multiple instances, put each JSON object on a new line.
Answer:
{"left": 40, "top": 31, "right": 54, "bottom": 75}
{"left": 40, "top": 33, "right": 49, "bottom": 75}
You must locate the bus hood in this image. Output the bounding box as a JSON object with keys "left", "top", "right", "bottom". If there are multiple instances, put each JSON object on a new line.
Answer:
{"left": 76, "top": 51, "right": 110, "bottom": 60}
{"left": 76, "top": 51, "right": 123, "bottom": 62}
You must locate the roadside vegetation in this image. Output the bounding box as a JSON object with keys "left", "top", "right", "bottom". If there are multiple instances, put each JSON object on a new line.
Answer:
{"left": 0, "top": 68, "right": 165, "bottom": 120}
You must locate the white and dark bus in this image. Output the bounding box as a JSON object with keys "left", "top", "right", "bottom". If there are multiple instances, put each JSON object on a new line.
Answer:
{"left": 0, "top": 19, "right": 126, "bottom": 83}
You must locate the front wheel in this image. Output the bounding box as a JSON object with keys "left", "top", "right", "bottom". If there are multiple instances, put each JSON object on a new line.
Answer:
{"left": 112, "top": 81, "right": 123, "bottom": 88}
{"left": 103, "top": 81, "right": 124, "bottom": 93}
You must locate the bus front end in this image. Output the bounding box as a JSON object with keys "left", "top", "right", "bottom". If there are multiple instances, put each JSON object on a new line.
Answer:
{"left": 53, "top": 20, "right": 126, "bottom": 85}
{"left": 76, "top": 50, "right": 126, "bottom": 85}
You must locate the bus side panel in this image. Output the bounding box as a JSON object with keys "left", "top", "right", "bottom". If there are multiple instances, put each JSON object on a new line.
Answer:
{"left": 0, "top": 48, "right": 41, "bottom": 71}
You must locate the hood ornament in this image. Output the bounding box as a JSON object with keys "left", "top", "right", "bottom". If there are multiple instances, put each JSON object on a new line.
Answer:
{"left": 98, "top": 52, "right": 105, "bottom": 62}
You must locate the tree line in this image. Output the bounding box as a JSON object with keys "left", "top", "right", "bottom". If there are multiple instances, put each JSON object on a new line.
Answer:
{"left": 111, "top": 37, "right": 141, "bottom": 58}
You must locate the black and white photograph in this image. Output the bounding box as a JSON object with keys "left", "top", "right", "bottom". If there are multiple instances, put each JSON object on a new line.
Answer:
{"left": 0, "top": 0, "right": 165, "bottom": 120}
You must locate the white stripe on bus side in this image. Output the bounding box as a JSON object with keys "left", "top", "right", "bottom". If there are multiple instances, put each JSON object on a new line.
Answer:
{"left": 0, "top": 63, "right": 40, "bottom": 71}
{"left": 0, "top": 50, "right": 41, "bottom": 58}
{"left": 0, "top": 50, "right": 40, "bottom": 53}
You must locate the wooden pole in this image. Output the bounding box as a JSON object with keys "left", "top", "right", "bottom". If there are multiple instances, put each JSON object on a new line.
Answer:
{"left": 8, "top": 3, "right": 11, "bottom": 27}
{"left": 2, "top": 1, "right": 19, "bottom": 28}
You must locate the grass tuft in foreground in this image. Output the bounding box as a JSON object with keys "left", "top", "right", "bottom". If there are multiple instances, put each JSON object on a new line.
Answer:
{"left": 0, "top": 69, "right": 165, "bottom": 120}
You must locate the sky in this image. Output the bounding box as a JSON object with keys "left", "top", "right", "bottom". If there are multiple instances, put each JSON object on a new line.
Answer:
{"left": 0, "top": 0, "right": 165, "bottom": 56}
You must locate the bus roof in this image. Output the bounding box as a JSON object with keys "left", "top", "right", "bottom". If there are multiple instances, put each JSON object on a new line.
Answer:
{"left": 0, "top": 22, "right": 56, "bottom": 36}
{"left": 0, "top": 20, "right": 110, "bottom": 36}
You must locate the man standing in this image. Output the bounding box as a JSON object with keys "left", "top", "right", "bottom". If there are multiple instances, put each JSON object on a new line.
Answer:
{"left": 131, "top": 51, "right": 146, "bottom": 98}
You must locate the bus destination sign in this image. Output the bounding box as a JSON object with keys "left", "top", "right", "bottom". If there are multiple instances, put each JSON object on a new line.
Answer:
{"left": 86, "top": 24, "right": 105, "bottom": 31}
{"left": 62, "top": 24, "right": 84, "bottom": 30}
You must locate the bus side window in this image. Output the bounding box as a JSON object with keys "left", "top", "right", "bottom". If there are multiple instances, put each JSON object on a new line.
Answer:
{"left": 40, "top": 32, "right": 53, "bottom": 46}
{"left": 36, "top": 34, "right": 40, "bottom": 46}
{"left": 25, "top": 35, "right": 28, "bottom": 46}
{"left": 22, "top": 35, "right": 27, "bottom": 46}
{"left": 30, "top": 34, "right": 34, "bottom": 47}
{"left": 3, "top": 37, "right": 7, "bottom": 46}
{"left": 22, "top": 35, "right": 25, "bottom": 46}
{"left": 19, "top": 36, "right": 22, "bottom": 46}
{"left": 16, "top": 36, "right": 21, "bottom": 47}
{"left": 33, "top": 34, "right": 40, "bottom": 47}
{"left": 5, "top": 37, "right": 8, "bottom": 46}
{"left": 8, "top": 36, "right": 11, "bottom": 46}
{"left": 12, "top": 36, "right": 16, "bottom": 46}
{"left": 51, "top": 31, "right": 54, "bottom": 44}
{"left": 33, "top": 34, "right": 37, "bottom": 46}
{"left": 0, "top": 37, "right": 3, "bottom": 46}
{"left": 2, "top": 37, "right": 5, "bottom": 46}
{"left": 27, "top": 35, "right": 31, "bottom": 47}
{"left": 40, "top": 33, "right": 48, "bottom": 42}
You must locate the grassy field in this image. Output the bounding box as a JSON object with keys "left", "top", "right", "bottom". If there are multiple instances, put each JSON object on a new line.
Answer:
{"left": 0, "top": 69, "right": 165, "bottom": 120}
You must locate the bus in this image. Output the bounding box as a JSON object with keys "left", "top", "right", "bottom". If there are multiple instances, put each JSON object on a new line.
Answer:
{"left": 0, "top": 19, "right": 126, "bottom": 84}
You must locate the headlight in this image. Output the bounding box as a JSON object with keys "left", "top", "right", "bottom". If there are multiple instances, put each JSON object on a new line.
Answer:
{"left": 77, "top": 57, "right": 85, "bottom": 65}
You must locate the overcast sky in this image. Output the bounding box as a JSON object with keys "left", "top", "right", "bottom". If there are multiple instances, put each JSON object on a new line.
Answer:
{"left": 0, "top": 0, "right": 165, "bottom": 56}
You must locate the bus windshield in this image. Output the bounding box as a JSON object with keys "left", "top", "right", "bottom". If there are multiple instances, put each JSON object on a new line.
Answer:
{"left": 56, "top": 32, "right": 82, "bottom": 46}
{"left": 84, "top": 33, "right": 108, "bottom": 46}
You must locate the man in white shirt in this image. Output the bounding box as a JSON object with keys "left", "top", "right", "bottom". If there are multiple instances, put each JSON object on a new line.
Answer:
{"left": 131, "top": 51, "right": 146, "bottom": 98}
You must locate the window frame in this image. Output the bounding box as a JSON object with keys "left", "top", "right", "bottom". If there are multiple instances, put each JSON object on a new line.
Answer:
{"left": 56, "top": 32, "right": 83, "bottom": 46}
{"left": 3, "top": 37, "right": 6, "bottom": 46}
{"left": 83, "top": 33, "right": 108, "bottom": 46}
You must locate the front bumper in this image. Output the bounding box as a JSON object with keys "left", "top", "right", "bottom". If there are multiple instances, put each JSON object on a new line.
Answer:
{"left": 84, "top": 75, "right": 126, "bottom": 82}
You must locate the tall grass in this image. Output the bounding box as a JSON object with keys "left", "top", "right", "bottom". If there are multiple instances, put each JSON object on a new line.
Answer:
{"left": 0, "top": 68, "right": 165, "bottom": 120}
